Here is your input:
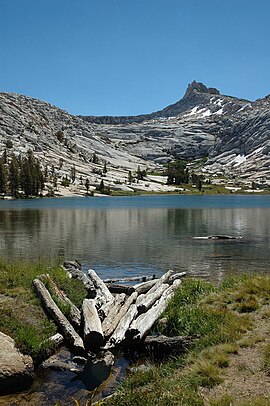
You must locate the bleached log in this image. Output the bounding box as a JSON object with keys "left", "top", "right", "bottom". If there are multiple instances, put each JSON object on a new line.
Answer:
{"left": 105, "top": 304, "right": 138, "bottom": 348}
{"left": 102, "top": 291, "right": 138, "bottom": 340}
{"left": 82, "top": 299, "right": 104, "bottom": 351}
{"left": 33, "top": 279, "right": 85, "bottom": 353}
{"left": 34, "top": 333, "right": 65, "bottom": 364}
{"left": 136, "top": 270, "right": 174, "bottom": 308}
{"left": 102, "top": 293, "right": 126, "bottom": 337}
{"left": 63, "top": 264, "right": 96, "bottom": 298}
{"left": 137, "top": 283, "right": 169, "bottom": 314}
{"left": 40, "top": 274, "right": 81, "bottom": 330}
{"left": 106, "top": 283, "right": 135, "bottom": 295}
{"left": 133, "top": 279, "right": 157, "bottom": 295}
{"left": 87, "top": 269, "right": 114, "bottom": 316}
{"left": 103, "top": 275, "right": 157, "bottom": 284}
{"left": 127, "top": 279, "right": 182, "bottom": 342}
{"left": 168, "top": 272, "right": 187, "bottom": 283}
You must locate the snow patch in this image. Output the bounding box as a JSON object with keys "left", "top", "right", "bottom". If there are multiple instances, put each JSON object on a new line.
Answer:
{"left": 232, "top": 155, "right": 246, "bottom": 165}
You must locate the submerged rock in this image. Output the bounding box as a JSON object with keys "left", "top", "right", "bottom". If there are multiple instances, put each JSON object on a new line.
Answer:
{"left": 0, "top": 331, "right": 34, "bottom": 395}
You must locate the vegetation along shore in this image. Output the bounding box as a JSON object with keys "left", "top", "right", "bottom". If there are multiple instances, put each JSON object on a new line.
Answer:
{"left": 1, "top": 259, "right": 270, "bottom": 405}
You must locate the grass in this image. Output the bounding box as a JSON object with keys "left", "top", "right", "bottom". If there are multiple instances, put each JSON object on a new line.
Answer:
{"left": 262, "top": 343, "right": 270, "bottom": 374}
{"left": 105, "top": 274, "right": 270, "bottom": 405}
{"left": 0, "top": 258, "right": 87, "bottom": 358}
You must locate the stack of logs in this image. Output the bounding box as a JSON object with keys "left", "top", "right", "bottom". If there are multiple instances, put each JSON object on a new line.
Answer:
{"left": 33, "top": 261, "right": 189, "bottom": 356}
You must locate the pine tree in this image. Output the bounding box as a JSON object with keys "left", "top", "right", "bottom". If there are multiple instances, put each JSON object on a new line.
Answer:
{"left": 85, "top": 178, "right": 90, "bottom": 194}
{"left": 9, "top": 155, "right": 20, "bottom": 197}
{"left": 71, "top": 164, "right": 76, "bottom": 182}
{"left": 0, "top": 159, "right": 7, "bottom": 194}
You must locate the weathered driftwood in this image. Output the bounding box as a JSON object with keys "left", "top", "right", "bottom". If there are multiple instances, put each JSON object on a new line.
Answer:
{"left": 136, "top": 270, "right": 174, "bottom": 308}
{"left": 41, "top": 274, "right": 81, "bottom": 331}
{"left": 87, "top": 269, "right": 114, "bottom": 317}
{"left": 33, "top": 279, "right": 85, "bottom": 353}
{"left": 103, "top": 275, "right": 156, "bottom": 284}
{"left": 193, "top": 235, "right": 242, "bottom": 240}
{"left": 133, "top": 279, "right": 157, "bottom": 295}
{"left": 102, "top": 293, "right": 126, "bottom": 337}
{"left": 105, "top": 304, "right": 138, "bottom": 348}
{"left": 127, "top": 279, "right": 182, "bottom": 341}
{"left": 137, "top": 283, "right": 169, "bottom": 314}
{"left": 168, "top": 272, "right": 187, "bottom": 283}
{"left": 143, "top": 334, "right": 196, "bottom": 357}
{"left": 102, "top": 291, "right": 138, "bottom": 339}
{"left": 82, "top": 299, "right": 104, "bottom": 351}
{"left": 63, "top": 263, "right": 96, "bottom": 298}
{"left": 106, "top": 283, "right": 135, "bottom": 295}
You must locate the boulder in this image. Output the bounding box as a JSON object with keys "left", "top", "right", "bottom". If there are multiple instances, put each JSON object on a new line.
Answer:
{"left": 0, "top": 331, "right": 34, "bottom": 395}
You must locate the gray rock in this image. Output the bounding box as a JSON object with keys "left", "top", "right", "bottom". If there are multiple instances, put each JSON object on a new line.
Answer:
{"left": 0, "top": 331, "right": 34, "bottom": 395}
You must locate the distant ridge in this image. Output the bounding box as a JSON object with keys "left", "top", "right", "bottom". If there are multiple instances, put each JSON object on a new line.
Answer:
{"left": 80, "top": 81, "right": 248, "bottom": 124}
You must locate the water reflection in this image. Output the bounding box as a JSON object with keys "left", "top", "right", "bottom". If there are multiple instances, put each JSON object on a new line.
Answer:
{"left": 0, "top": 201, "right": 270, "bottom": 282}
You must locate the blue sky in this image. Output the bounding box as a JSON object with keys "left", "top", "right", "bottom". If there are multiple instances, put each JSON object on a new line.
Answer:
{"left": 1, "top": 0, "right": 270, "bottom": 115}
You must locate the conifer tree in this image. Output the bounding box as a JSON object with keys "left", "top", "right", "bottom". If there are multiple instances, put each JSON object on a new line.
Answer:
{"left": 9, "top": 155, "right": 20, "bottom": 197}
{"left": 0, "top": 159, "right": 7, "bottom": 194}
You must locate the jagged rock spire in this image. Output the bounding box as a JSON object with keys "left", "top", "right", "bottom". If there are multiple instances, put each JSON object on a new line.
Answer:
{"left": 184, "top": 81, "right": 220, "bottom": 98}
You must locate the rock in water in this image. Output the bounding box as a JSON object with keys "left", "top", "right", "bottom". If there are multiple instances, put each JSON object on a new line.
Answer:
{"left": 0, "top": 331, "right": 34, "bottom": 395}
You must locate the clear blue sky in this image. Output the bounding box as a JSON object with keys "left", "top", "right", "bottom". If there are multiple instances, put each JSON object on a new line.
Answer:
{"left": 1, "top": 0, "right": 270, "bottom": 116}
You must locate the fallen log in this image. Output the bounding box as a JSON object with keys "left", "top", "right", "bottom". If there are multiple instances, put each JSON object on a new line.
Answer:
{"left": 33, "top": 279, "right": 85, "bottom": 354}
{"left": 133, "top": 279, "right": 157, "bottom": 295}
{"left": 105, "top": 304, "right": 138, "bottom": 348}
{"left": 168, "top": 272, "right": 187, "bottom": 283}
{"left": 82, "top": 299, "right": 104, "bottom": 352}
{"left": 137, "top": 283, "right": 170, "bottom": 314}
{"left": 102, "top": 293, "right": 126, "bottom": 337}
{"left": 103, "top": 275, "right": 157, "bottom": 284}
{"left": 127, "top": 279, "right": 182, "bottom": 342}
{"left": 102, "top": 291, "right": 138, "bottom": 340}
{"left": 40, "top": 274, "right": 81, "bottom": 331}
{"left": 136, "top": 270, "right": 174, "bottom": 308}
{"left": 105, "top": 283, "right": 135, "bottom": 295}
{"left": 63, "top": 264, "right": 96, "bottom": 298}
{"left": 87, "top": 269, "right": 114, "bottom": 317}
{"left": 142, "top": 334, "right": 197, "bottom": 357}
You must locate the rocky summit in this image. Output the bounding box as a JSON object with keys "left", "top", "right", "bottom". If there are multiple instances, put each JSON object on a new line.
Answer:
{"left": 0, "top": 81, "right": 270, "bottom": 195}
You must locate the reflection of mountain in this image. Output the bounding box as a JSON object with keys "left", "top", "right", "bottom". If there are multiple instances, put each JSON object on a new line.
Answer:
{"left": 0, "top": 204, "right": 270, "bottom": 280}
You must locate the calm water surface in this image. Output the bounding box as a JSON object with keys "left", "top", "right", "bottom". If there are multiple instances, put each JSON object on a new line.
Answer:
{"left": 1, "top": 194, "right": 270, "bottom": 405}
{"left": 0, "top": 194, "right": 270, "bottom": 283}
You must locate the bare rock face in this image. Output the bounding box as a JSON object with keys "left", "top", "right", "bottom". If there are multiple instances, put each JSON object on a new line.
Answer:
{"left": 0, "top": 331, "right": 34, "bottom": 395}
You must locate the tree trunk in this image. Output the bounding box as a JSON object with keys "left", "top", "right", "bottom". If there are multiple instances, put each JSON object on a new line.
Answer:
{"left": 102, "top": 293, "right": 126, "bottom": 337}
{"left": 33, "top": 279, "right": 85, "bottom": 353}
{"left": 87, "top": 269, "right": 114, "bottom": 318}
{"left": 168, "top": 272, "right": 187, "bottom": 283}
{"left": 105, "top": 304, "right": 138, "bottom": 348}
{"left": 103, "top": 275, "right": 157, "bottom": 284}
{"left": 137, "top": 283, "right": 169, "bottom": 314}
{"left": 133, "top": 279, "right": 157, "bottom": 295}
{"left": 127, "top": 279, "right": 181, "bottom": 342}
{"left": 102, "top": 291, "right": 138, "bottom": 339}
{"left": 105, "top": 283, "right": 135, "bottom": 295}
{"left": 82, "top": 299, "right": 104, "bottom": 351}
{"left": 40, "top": 274, "right": 81, "bottom": 331}
{"left": 136, "top": 270, "right": 174, "bottom": 308}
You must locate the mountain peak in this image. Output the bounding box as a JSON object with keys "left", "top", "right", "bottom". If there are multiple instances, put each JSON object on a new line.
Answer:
{"left": 184, "top": 81, "right": 220, "bottom": 98}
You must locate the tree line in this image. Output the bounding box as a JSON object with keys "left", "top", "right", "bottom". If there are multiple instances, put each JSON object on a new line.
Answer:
{"left": 0, "top": 151, "right": 44, "bottom": 197}
{"left": 166, "top": 160, "right": 203, "bottom": 190}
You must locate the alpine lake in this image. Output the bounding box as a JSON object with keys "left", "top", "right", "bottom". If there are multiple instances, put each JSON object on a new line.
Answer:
{"left": 1, "top": 194, "right": 270, "bottom": 405}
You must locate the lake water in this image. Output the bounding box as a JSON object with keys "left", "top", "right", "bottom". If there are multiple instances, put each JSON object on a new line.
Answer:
{"left": 1, "top": 194, "right": 270, "bottom": 405}
{"left": 1, "top": 194, "right": 270, "bottom": 283}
